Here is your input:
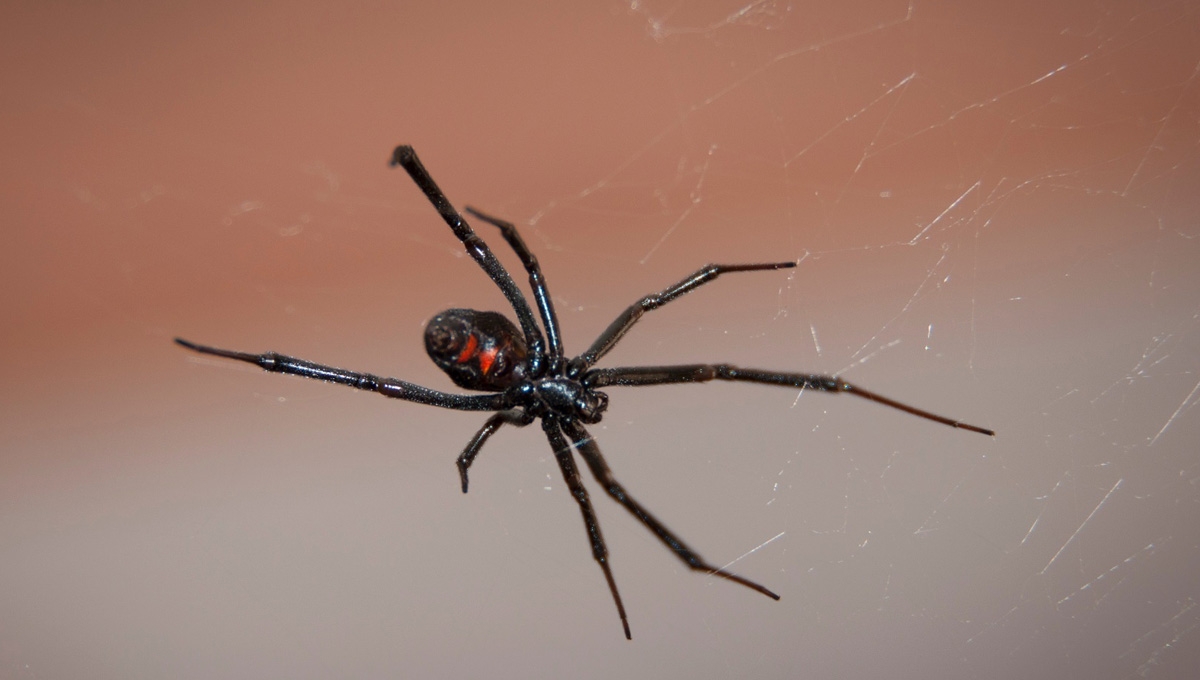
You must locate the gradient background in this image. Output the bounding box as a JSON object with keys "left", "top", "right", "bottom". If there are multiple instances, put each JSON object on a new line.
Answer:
{"left": 3, "top": 1, "right": 1198, "bottom": 678}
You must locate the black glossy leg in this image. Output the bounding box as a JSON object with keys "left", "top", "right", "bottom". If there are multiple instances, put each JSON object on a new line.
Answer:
{"left": 466, "top": 206, "right": 563, "bottom": 361}
{"left": 175, "top": 338, "right": 511, "bottom": 412}
{"left": 457, "top": 409, "right": 534, "bottom": 493}
{"left": 574, "top": 262, "right": 795, "bottom": 370}
{"left": 390, "top": 146, "right": 547, "bottom": 375}
{"left": 584, "top": 364, "right": 995, "bottom": 436}
{"left": 543, "top": 418, "right": 632, "bottom": 640}
{"left": 560, "top": 420, "right": 781, "bottom": 601}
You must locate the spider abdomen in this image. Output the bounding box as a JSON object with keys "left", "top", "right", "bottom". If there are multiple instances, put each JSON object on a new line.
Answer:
{"left": 425, "top": 308, "right": 528, "bottom": 391}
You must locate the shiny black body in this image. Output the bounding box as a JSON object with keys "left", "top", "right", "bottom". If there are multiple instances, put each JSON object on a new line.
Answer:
{"left": 175, "top": 145, "right": 994, "bottom": 639}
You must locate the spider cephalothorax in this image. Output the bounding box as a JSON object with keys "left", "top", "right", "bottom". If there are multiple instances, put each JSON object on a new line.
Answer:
{"left": 176, "top": 145, "right": 993, "bottom": 639}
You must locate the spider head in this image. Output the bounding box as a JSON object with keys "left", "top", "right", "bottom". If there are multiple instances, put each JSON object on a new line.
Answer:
{"left": 425, "top": 309, "right": 528, "bottom": 391}
{"left": 577, "top": 389, "right": 608, "bottom": 424}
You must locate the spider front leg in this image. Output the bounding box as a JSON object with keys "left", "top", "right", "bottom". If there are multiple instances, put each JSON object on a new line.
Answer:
{"left": 543, "top": 418, "right": 632, "bottom": 640}
{"left": 584, "top": 364, "right": 995, "bottom": 436}
{"left": 390, "top": 146, "right": 548, "bottom": 375}
{"left": 466, "top": 206, "right": 563, "bottom": 361}
{"left": 574, "top": 261, "right": 795, "bottom": 370}
{"left": 174, "top": 338, "right": 511, "bottom": 411}
{"left": 457, "top": 409, "right": 534, "bottom": 493}
{"left": 559, "top": 419, "right": 781, "bottom": 601}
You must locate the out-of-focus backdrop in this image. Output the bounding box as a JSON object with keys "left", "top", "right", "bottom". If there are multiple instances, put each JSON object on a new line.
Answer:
{"left": 3, "top": 1, "right": 1197, "bottom": 678}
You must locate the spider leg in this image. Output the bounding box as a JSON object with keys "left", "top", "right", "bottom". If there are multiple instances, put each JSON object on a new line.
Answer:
{"left": 466, "top": 206, "right": 563, "bottom": 361}
{"left": 457, "top": 409, "right": 534, "bottom": 493}
{"left": 560, "top": 419, "right": 782, "bottom": 602}
{"left": 574, "top": 262, "right": 795, "bottom": 370}
{"left": 543, "top": 418, "right": 632, "bottom": 640}
{"left": 584, "top": 364, "right": 995, "bottom": 436}
{"left": 389, "top": 146, "right": 548, "bottom": 375}
{"left": 175, "top": 338, "right": 511, "bottom": 411}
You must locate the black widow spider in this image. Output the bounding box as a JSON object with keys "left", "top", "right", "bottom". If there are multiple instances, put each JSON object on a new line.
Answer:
{"left": 176, "top": 145, "right": 995, "bottom": 639}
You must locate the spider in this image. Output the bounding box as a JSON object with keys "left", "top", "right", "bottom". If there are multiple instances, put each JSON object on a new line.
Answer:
{"left": 176, "top": 145, "right": 994, "bottom": 639}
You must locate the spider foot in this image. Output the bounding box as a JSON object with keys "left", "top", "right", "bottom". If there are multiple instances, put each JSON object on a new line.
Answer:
{"left": 457, "top": 461, "right": 471, "bottom": 494}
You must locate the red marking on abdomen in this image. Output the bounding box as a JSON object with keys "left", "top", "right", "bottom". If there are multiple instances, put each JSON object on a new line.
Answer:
{"left": 455, "top": 334, "right": 478, "bottom": 363}
{"left": 478, "top": 346, "right": 498, "bottom": 375}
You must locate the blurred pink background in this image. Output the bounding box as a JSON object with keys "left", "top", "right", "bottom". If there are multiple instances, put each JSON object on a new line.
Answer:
{"left": 2, "top": 1, "right": 1198, "bottom": 677}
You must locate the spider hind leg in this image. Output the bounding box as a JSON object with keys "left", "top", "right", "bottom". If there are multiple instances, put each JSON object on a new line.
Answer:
{"left": 560, "top": 420, "right": 780, "bottom": 601}
{"left": 543, "top": 418, "right": 633, "bottom": 639}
